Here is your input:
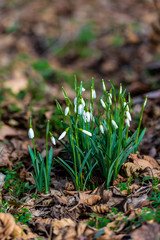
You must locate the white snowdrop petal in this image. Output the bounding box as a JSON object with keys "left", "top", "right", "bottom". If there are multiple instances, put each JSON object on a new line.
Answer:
{"left": 92, "top": 89, "right": 96, "bottom": 99}
{"left": 65, "top": 106, "right": 69, "bottom": 116}
{"left": 78, "top": 104, "right": 84, "bottom": 115}
{"left": 28, "top": 128, "right": 34, "bottom": 139}
{"left": 74, "top": 97, "right": 77, "bottom": 105}
{"left": 81, "top": 98, "right": 85, "bottom": 106}
{"left": 112, "top": 120, "right": 118, "bottom": 129}
{"left": 82, "top": 130, "right": 92, "bottom": 136}
{"left": 82, "top": 87, "right": 85, "bottom": 92}
{"left": 102, "top": 81, "right": 106, "bottom": 91}
{"left": 83, "top": 111, "right": 86, "bottom": 122}
{"left": 108, "top": 96, "right": 112, "bottom": 104}
{"left": 85, "top": 112, "right": 90, "bottom": 122}
{"left": 125, "top": 118, "right": 130, "bottom": 127}
{"left": 100, "top": 99, "right": 106, "bottom": 108}
{"left": 144, "top": 98, "right": 147, "bottom": 107}
{"left": 100, "top": 124, "right": 104, "bottom": 134}
{"left": 126, "top": 111, "right": 131, "bottom": 121}
{"left": 74, "top": 104, "right": 77, "bottom": 113}
{"left": 51, "top": 136, "right": 56, "bottom": 145}
{"left": 120, "top": 85, "right": 122, "bottom": 94}
{"left": 58, "top": 131, "right": 67, "bottom": 140}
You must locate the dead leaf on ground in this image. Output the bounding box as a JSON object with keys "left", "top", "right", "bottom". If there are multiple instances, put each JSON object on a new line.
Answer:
{"left": 130, "top": 222, "right": 160, "bottom": 240}
{"left": 0, "top": 213, "right": 36, "bottom": 240}
{"left": 91, "top": 204, "right": 110, "bottom": 214}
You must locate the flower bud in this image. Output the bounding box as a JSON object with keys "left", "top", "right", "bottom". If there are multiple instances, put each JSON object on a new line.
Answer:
{"left": 58, "top": 131, "right": 67, "bottom": 140}
{"left": 100, "top": 99, "right": 106, "bottom": 108}
{"left": 100, "top": 124, "right": 104, "bottom": 134}
{"left": 51, "top": 136, "right": 56, "bottom": 145}
{"left": 112, "top": 120, "right": 118, "bottom": 129}
{"left": 28, "top": 128, "right": 34, "bottom": 139}
{"left": 65, "top": 106, "right": 69, "bottom": 116}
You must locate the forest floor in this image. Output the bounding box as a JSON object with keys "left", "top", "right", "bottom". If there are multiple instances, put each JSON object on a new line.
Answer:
{"left": 0, "top": 0, "right": 160, "bottom": 239}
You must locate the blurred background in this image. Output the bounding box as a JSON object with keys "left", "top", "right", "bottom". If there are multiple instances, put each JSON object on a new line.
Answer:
{"left": 0, "top": 0, "right": 160, "bottom": 157}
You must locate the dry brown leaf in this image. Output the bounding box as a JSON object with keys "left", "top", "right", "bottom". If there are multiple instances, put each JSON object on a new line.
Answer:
{"left": 0, "top": 213, "right": 36, "bottom": 240}
{"left": 102, "top": 190, "right": 113, "bottom": 203}
{"left": 130, "top": 222, "right": 160, "bottom": 240}
{"left": 65, "top": 182, "right": 75, "bottom": 191}
{"left": 63, "top": 190, "right": 92, "bottom": 195}
{"left": 122, "top": 162, "right": 141, "bottom": 177}
{"left": 0, "top": 125, "right": 25, "bottom": 141}
{"left": 52, "top": 218, "right": 75, "bottom": 235}
{"left": 79, "top": 192, "right": 101, "bottom": 205}
{"left": 0, "top": 213, "right": 16, "bottom": 240}
{"left": 91, "top": 204, "right": 110, "bottom": 214}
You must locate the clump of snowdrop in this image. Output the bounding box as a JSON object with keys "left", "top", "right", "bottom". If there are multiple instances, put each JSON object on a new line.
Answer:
{"left": 53, "top": 78, "right": 147, "bottom": 190}
{"left": 28, "top": 118, "right": 53, "bottom": 194}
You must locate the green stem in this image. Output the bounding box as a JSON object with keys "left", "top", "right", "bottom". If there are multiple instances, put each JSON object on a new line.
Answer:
{"left": 46, "top": 120, "right": 50, "bottom": 184}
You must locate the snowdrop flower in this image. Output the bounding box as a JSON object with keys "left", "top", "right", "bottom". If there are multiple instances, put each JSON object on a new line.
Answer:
{"left": 78, "top": 104, "right": 84, "bottom": 115}
{"left": 74, "top": 97, "right": 77, "bottom": 105}
{"left": 125, "top": 111, "right": 131, "bottom": 121}
{"left": 112, "top": 120, "right": 118, "bottom": 129}
{"left": 108, "top": 93, "right": 112, "bottom": 99}
{"left": 125, "top": 118, "right": 130, "bottom": 127}
{"left": 82, "top": 129, "right": 92, "bottom": 137}
{"left": 100, "top": 99, "right": 106, "bottom": 108}
{"left": 74, "top": 104, "right": 77, "bottom": 113}
{"left": 108, "top": 94, "right": 112, "bottom": 105}
{"left": 143, "top": 97, "right": 147, "bottom": 107}
{"left": 102, "top": 79, "right": 106, "bottom": 91}
{"left": 51, "top": 136, "right": 56, "bottom": 145}
{"left": 124, "top": 102, "right": 129, "bottom": 111}
{"left": 81, "top": 98, "right": 85, "bottom": 107}
{"left": 92, "top": 89, "right": 96, "bottom": 99}
{"left": 65, "top": 106, "right": 69, "bottom": 116}
{"left": 85, "top": 111, "right": 90, "bottom": 122}
{"left": 100, "top": 124, "right": 104, "bottom": 134}
{"left": 28, "top": 128, "right": 34, "bottom": 139}
{"left": 119, "top": 84, "right": 122, "bottom": 94}
{"left": 58, "top": 131, "right": 67, "bottom": 140}
{"left": 90, "top": 112, "right": 95, "bottom": 122}
{"left": 82, "top": 87, "right": 85, "bottom": 92}
{"left": 83, "top": 110, "right": 86, "bottom": 122}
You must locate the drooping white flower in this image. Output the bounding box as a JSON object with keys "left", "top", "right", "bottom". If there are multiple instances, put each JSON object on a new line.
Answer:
{"left": 100, "top": 99, "right": 106, "bottom": 108}
{"left": 85, "top": 111, "right": 90, "bottom": 122}
{"left": 100, "top": 124, "right": 104, "bottom": 134}
{"left": 82, "top": 129, "right": 92, "bottom": 137}
{"left": 78, "top": 104, "right": 84, "bottom": 115}
{"left": 125, "top": 111, "right": 131, "bottom": 121}
{"left": 108, "top": 95, "right": 112, "bottom": 105}
{"left": 83, "top": 110, "right": 86, "bottom": 122}
{"left": 112, "top": 120, "right": 118, "bottom": 129}
{"left": 65, "top": 106, "right": 69, "bottom": 116}
{"left": 81, "top": 98, "right": 85, "bottom": 107}
{"left": 74, "top": 104, "right": 77, "bottom": 113}
{"left": 125, "top": 118, "right": 130, "bottom": 127}
{"left": 102, "top": 80, "right": 106, "bottom": 91}
{"left": 92, "top": 89, "right": 96, "bottom": 99}
{"left": 28, "top": 128, "right": 34, "bottom": 139}
{"left": 108, "top": 93, "right": 112, "bottom": 99}
{"left": 124, "top": 102, "right": 129, "bottom": 111}
{"left": 90, "top": 112, "right": 95, "bottom": 122}
{"left": 58, "top": 131, "right": 67, "bottom": 140}
{"left": 82, "top": 87, "right": 85, "bottom": 92}
{"left": 119, "top": 84, "right": 122, "bottom": 94}
{"left": 51, "top": 136, "right": 56, "bottom": 145}
{"left": 74, "top": 97, "right": 77, "bottom": 105}
{"left": 143, "top": 97, "right": 147, "bottom": 107}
